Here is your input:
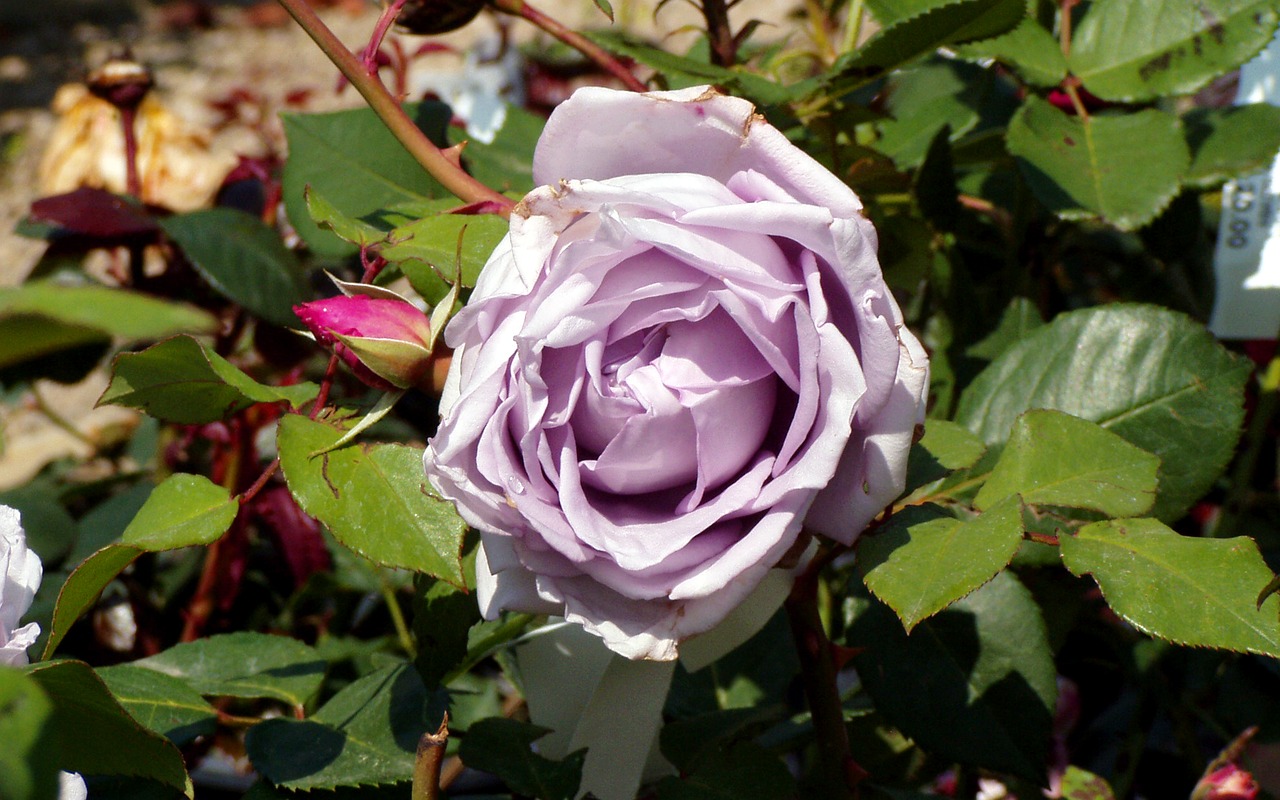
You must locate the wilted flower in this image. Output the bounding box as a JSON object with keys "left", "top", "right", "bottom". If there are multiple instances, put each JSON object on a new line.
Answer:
{"left": 1, "top": 505, "right": 43, "bottom": 666}
{"left": 294, "top": 294, "right": 436, "bottom": 391}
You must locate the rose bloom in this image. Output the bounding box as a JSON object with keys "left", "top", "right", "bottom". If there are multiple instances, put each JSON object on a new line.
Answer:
{"left": 1, "top": 505, "right": 44, "bottom": 666}
{"left": 425, "top": 86, "right": 929, "bottom": 660}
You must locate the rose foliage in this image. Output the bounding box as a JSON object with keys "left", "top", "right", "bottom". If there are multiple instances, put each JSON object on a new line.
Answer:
{"left": 5, "top": 1, "right": 1280, "bottom": 798}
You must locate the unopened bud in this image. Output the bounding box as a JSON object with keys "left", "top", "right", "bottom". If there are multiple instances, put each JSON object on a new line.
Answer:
{"left": 295, "top": 295, "right": 435, "bottom": 390}
{"left": 1196, "top": 764, "right": 1259, "bottom": 800}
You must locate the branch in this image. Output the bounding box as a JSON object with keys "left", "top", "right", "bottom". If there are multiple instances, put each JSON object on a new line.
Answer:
{"left": 275, "top": 0, "right": 514, "bottom": 214}
{"left": 490, "top": 0, "right": 648, "bottom": 93}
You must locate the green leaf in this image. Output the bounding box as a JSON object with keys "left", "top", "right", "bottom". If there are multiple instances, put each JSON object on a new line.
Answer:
{"left": 1060, "top": 518, "right": 1280, "bottom": 657}
{"left": 131, "top": 632, "right": 326, "bottom": 708}
{"left": 1184, "top": 103, "right": 1280, "bottom": 189}
{"left": 974, "top": 410, "right": 1159, "bottom": 516}
{"left": 305, "top": 187, "right": 390, "bottom": 248}
{"left": 282, "top": 103, "right": 453, "bottom": 256}
{"left": 1006, "top": 97, "right": 1189, "bottom": 230}
{"left": 95, "top": 665, "right": 217, "bottom": 746}
{"left": 846, "top": 571, "right": 1056, "bottom": 782}
{"left": 43, "top": 474, "right": 233, "bottom": 658}
{"left": 875, "top": 60, "right": 985, "bottom": 168}
{"left": 904, "top": 419, "right": 988, "bottom": 495}
{"left": 847, "top": 0, "right": 1024, "bottom": 69}
{"left": 26, "top": 660, "right": 191, "bottom": 796}
{"left": 245, "top": 663, "right": 441, "bottom": 790}
{"left": 956, "top": 18, "right": 1067, "bottom": 87}
{"left": 0, "top": 282, "right": 216, "bottom": 370}
{"left": 43, "top": 546, "right": 141, "bottom": 659}
{"left": 583, "top": 31, "right": 802, "bottom": 108}
{"left": 1059, "top": 766, "right": 1117, "bottom": 800}
{"left": 160, "top": 209, "right": 309, "bottom": 328}
{"left": 99, "top": 335, "right": 318, "bottom": 424}
{"left": 379, "top": 207, "right": 509, "bottom": 290}
{"left": 0, "top": 668, "right": 58, "bottom": 800}
{"left": 859, "top": 499, "right": 1024, "bottom": 631}
{"left": 412, "top": 576, "right": 479, "bottom": 689}
{"left": 446, "top": 103, "right": 545, "bottom": 194}
{"left": 458, "top": 718, "right": 585, "bottom": 800}
{"left": 277, "top": 415, "right": 467, "bottom": 584}
{"left": 965, "top": 296, "right": 1044, "bottom": 361}
{"left": 120, "top": 473, "right": 237, "bottom": 550}
{"left": 655, "top": 741, "right": 796, "bottom": 800}
{"left": 955, "top": 304, "right": 1250, "bottom": 520}
{"left": 1068, "top": 0, "right": 1280, "bottom": 102}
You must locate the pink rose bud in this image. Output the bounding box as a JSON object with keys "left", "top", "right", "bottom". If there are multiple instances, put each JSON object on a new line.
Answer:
{"left": 1198, "top": 764, "right": 1259, "bottom": 800}
{"left": 294, "top": 295, "right": 434, "bottom": 390}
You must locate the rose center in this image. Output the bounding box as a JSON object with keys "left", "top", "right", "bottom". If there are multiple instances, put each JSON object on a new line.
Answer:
{"left": 568, "top": 308, "right": 777, "bottom": 496}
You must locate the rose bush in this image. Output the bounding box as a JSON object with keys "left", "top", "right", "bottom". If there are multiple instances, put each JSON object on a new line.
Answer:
{"left": 424, "top": 86, "right": 929, "bottom": 660}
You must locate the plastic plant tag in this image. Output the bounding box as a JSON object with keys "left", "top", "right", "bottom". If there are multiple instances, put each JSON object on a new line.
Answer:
{"left": 1211, "top": 31, "right": 1280, "bottom": 339}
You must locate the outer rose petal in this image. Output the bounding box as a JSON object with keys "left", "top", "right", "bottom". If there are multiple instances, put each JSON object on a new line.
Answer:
{"left": 0, "top": 504, "right": 43, "bottom": 666}
{"left": 425, "top": 86, "right": 928, "bottom": 661}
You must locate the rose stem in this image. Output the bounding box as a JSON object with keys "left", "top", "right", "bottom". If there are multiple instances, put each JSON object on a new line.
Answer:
{"left": 785, "top": 546, "right": 862, "bottom": 799}
{"left": 360, "top": 0, "right": 408, "bottom": 74}
{"left": 412, "top": 714, "right": 450, "bottom": 800}
{"left": 275, "top": 0, "right": 514, "bottom": 215}
{"left": 839, "top": 0, "right": 865, "bottom": 54}
{"left": 489, "top": 0, "right": 648, "bottom": 93}
{"left": 700, "top": 0, "right": 737, "bottom": 67}
{"left": 1056, "top": 0, "right": 1090, "bottom": 119}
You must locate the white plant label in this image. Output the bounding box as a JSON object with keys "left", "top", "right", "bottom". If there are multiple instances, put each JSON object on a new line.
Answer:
{"left": 1211, "top": 32, "right": 1280, "bottom": 338}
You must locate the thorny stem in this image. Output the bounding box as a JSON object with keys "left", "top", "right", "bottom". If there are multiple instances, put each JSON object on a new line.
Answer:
{"left": 785, "top": 543, "right": 861, "bottom": 800}
{"left": 275, "top": 0, "right": 514, "bottom": 214}
{"left": 412, "top": 715, "right": 450, "bottom": 800}
{"left": 489, "top": 0, "right": 648, "bottom": 92}
{"left": 701, "top": 0, "right": 737, "bottom": 67}
{"left": 310, "top": 355, "right": 342, "bottom": 419}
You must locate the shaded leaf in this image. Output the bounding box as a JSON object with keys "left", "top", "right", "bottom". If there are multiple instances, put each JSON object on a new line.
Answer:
{"left": 860, "top": 499, "right": 1024, "bottom": 631}
{"left": 655, "top": 741, "right": 795, "bottom": 800}
{"left": 1060, "top": 518, "right": 1280, "bottom": 658}
{"left": 26, "top": 660, "right": 191, "bottom": 796}
{"left": 1184, "top": 103, "right": 1280, "bottom": 188}
{"left": 131, "top": 632, "right": 326, "bottom": 707}
{"left": 160, "top": 209, "right": 309, "bottom": 328}
{"left": 277, "top": 415, "right": 467, "bottom": 584}
{"left": 282, "top": 104, "right": 453, "bottom": 256}
{"left": 245, "top": 664, "right": 441, "bottom": 790}
{"left": 0, "top": 668, "right": 58, "bottom": 800}
{"left": 1006, "top": 97, "right": 1189, "bottom": 230}
{"left": 412, "top": 575, "right": 479, "bottom": 689}
{"left": 974, "top": 409, "right": 1159, "bottom": 516}
{"left": 846, "top": 571, "right": 1056, "bottom": 782}
{"left": 955, "top": 304, "right": 1250, "bottom": 520}
{"left": 965, "top": 296, "right": 1043, "bottom": 361}
{"left": 100, "top": 335, "right": 318, "bottom": 424}
{"left": 458, "top": 718, "right": 585, "bottom": 800}
{"left": 956, "top": 18, "right": 1067, "bottom": 86}
{"left": 95, "top": 665, "right": 217, "bottom": 746}
{"left": 0, "top": 282, "right": 216, "bottom": 370}
{"left": 1060, "top": 766, "right": 1117, "bottom": 800}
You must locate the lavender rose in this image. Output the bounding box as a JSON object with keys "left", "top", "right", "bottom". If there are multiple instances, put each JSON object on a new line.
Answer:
{"left": 1, "top": 504, "right": 44, "bottom": 666}
{"left": 424, "top": 86, "right": 929, "bottom": 660}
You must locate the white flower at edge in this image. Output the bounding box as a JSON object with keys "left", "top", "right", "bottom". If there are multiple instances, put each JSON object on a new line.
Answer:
{"left": 58, "top": 771, "right": 87, "bottom": 800}
{"left": 1, "top": 504, "right": 43, "bottom": 666}
{"left": 408, "top": 34, "right": 524, "bottom": 144}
